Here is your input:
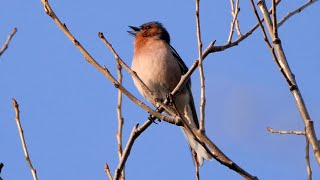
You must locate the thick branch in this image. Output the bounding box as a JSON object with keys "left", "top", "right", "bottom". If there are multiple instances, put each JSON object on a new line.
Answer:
{"left": 12, "top": 98, "right": 38, "bottom": 180}
{"left": 256, "top": 0, "right": 320, "bottom": 164}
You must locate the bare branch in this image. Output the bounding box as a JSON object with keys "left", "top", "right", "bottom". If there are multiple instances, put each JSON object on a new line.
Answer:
{"left": 0, "top": 27, "right": 17, "bottom": 57}
{"left": 195, "top": 0, "right": 206, "bottom": 133}
{"left": 116, "top": 52, "right": 125, "bottom": 180}
{"left": 41, "top": 1, "right": 261, "bottom": 178}
{"left": 114, "top": 120, "right": 152, "bottom": 180}
{"left": 305, "top": 136, "right": 312, "bottom": 180}
{"left": 12, "top": 98, "right": 38, "bottom": 180}
{"left": 267, "top": 127, "right": 305, "bottom": 135}
{"left": 255, "top": 0, "right": 320, "bottom": 164}
{"left": 278, "top": 0, "right": 319, "bottom": 27}
{"left": 208, "top": 0, "right": 283, "bottom": 54}
{"left": 104, "top": 163, "right": 113, "bottom": 180}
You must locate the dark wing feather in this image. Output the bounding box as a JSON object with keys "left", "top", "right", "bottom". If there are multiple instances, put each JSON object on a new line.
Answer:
{"left": 169, "top": 44, "right": 200, "bottom": 129}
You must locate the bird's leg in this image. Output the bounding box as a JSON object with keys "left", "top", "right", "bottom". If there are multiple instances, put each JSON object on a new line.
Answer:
{"left": 166, "top": 93, "right": 174, "bottom": 106}
{"left": 148, "top": 115, "right": 159, "bottom": 124}
{"left": 148, "top": 98, "right": 163, "bottom": 124}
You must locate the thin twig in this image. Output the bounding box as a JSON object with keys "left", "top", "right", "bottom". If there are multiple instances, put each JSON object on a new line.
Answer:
{"left": 267, "top": 127, "right": 305, "bottom": 135}
{"left": 228, "top": 0, "right": 241, "bottom": 43}
{"left": 114, "top": 120, "right": 152, "bottom": 180}
{"left": 234, "top": 0, "right": 241, "bottom": 36}
{"left": 104, "top": 163, "right": 113, "bottom": 180}
{"left": 278, "top": 0, "right": 319, "bottom": 27}
{"left": 305, "top": 135, "right": 312, "bottom": 180}
{"left": 0, "top": 27, "right": 17, "bottom": 57}
{"left": 256, "top": 0, "right": 320, "bottom": 165}
{"left": 191, "top": 149, "right": 200, "bottom": 180}
{"left": 116, "top": 54, "right": 125, "bottom": 180}
{"left": 12, "top": 98, "right": 38, "bottom": 180}
{"left": 100, "top": 32, "right": 127, "bottom": 180}
{"left": 195, "top": 0, "right": 206, "bottom": 133}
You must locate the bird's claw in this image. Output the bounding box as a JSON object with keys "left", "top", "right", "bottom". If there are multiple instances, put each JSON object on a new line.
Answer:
{"left": 148, "top": 115, "right": 160, "bottom": 124}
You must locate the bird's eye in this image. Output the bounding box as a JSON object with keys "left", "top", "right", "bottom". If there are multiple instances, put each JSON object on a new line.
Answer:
{"left": 145, "top": 26, "right": 151, "bottom": 30}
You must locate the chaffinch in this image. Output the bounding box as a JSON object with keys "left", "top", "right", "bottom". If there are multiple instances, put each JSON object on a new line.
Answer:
{"left": 128, "top": 21, "right": 212, "bottom": 166}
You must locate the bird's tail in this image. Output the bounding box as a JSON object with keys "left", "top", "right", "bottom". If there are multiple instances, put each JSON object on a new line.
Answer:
{"left": 181, "top": 128, "right": 213, "bottom": 166}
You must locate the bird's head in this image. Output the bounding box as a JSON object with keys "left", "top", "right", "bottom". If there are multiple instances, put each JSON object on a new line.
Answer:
{"left": 128, "top": 21, "right": 170, "bottom": 44}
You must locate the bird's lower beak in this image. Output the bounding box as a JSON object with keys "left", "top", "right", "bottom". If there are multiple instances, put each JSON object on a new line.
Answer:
{"left": 128, "top": 26, "right": 140, "bottom": 36}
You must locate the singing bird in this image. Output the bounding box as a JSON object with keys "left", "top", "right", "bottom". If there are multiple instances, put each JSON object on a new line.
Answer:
{"left": 128, "top": 21, "right": 212, "bottom": 166}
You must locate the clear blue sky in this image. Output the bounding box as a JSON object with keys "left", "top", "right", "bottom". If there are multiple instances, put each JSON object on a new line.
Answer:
{"left": 1, "top": 1, "right": 319, "bottom": 179}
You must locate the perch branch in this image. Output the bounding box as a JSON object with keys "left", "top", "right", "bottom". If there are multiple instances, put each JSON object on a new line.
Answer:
{"left": 12, "top": 98, "right": 38, "bottom": 180}
{"left": 40, "top": 0, "right": 182, "bottom": 126}
{"left": 98, "top": 32, "right": 179, "bottom": 123}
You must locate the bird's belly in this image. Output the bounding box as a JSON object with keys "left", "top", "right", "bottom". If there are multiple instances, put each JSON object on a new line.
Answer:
{"left": 132, "top": 53, "right": 181, "bottom": 104}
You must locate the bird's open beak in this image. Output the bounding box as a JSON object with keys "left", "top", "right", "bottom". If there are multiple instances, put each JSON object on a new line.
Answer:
{"left": 128, "top": 26, "right": 140, "bottom": 36}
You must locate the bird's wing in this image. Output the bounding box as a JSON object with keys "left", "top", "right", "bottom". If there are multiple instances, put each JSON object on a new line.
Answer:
{"left": 169, "top": 44, "right": 200, "bottom": 129}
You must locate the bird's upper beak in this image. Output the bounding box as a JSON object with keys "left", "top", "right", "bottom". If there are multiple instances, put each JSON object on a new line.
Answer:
{"left": 128, "top": 26, "right": 140, "bottom": 36}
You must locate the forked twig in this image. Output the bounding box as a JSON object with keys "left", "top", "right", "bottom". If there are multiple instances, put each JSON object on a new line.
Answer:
{"left": 114, "top": 120, "right": 152, "bottom": 180}
{"left": 228, "top": 0, "right": 241, "bottom": 43}
{"left": 12, "top": 98, "right": 38, "bottom": 180}
{"left": 101, "top": 32, "right": 127, "bottom": 180}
